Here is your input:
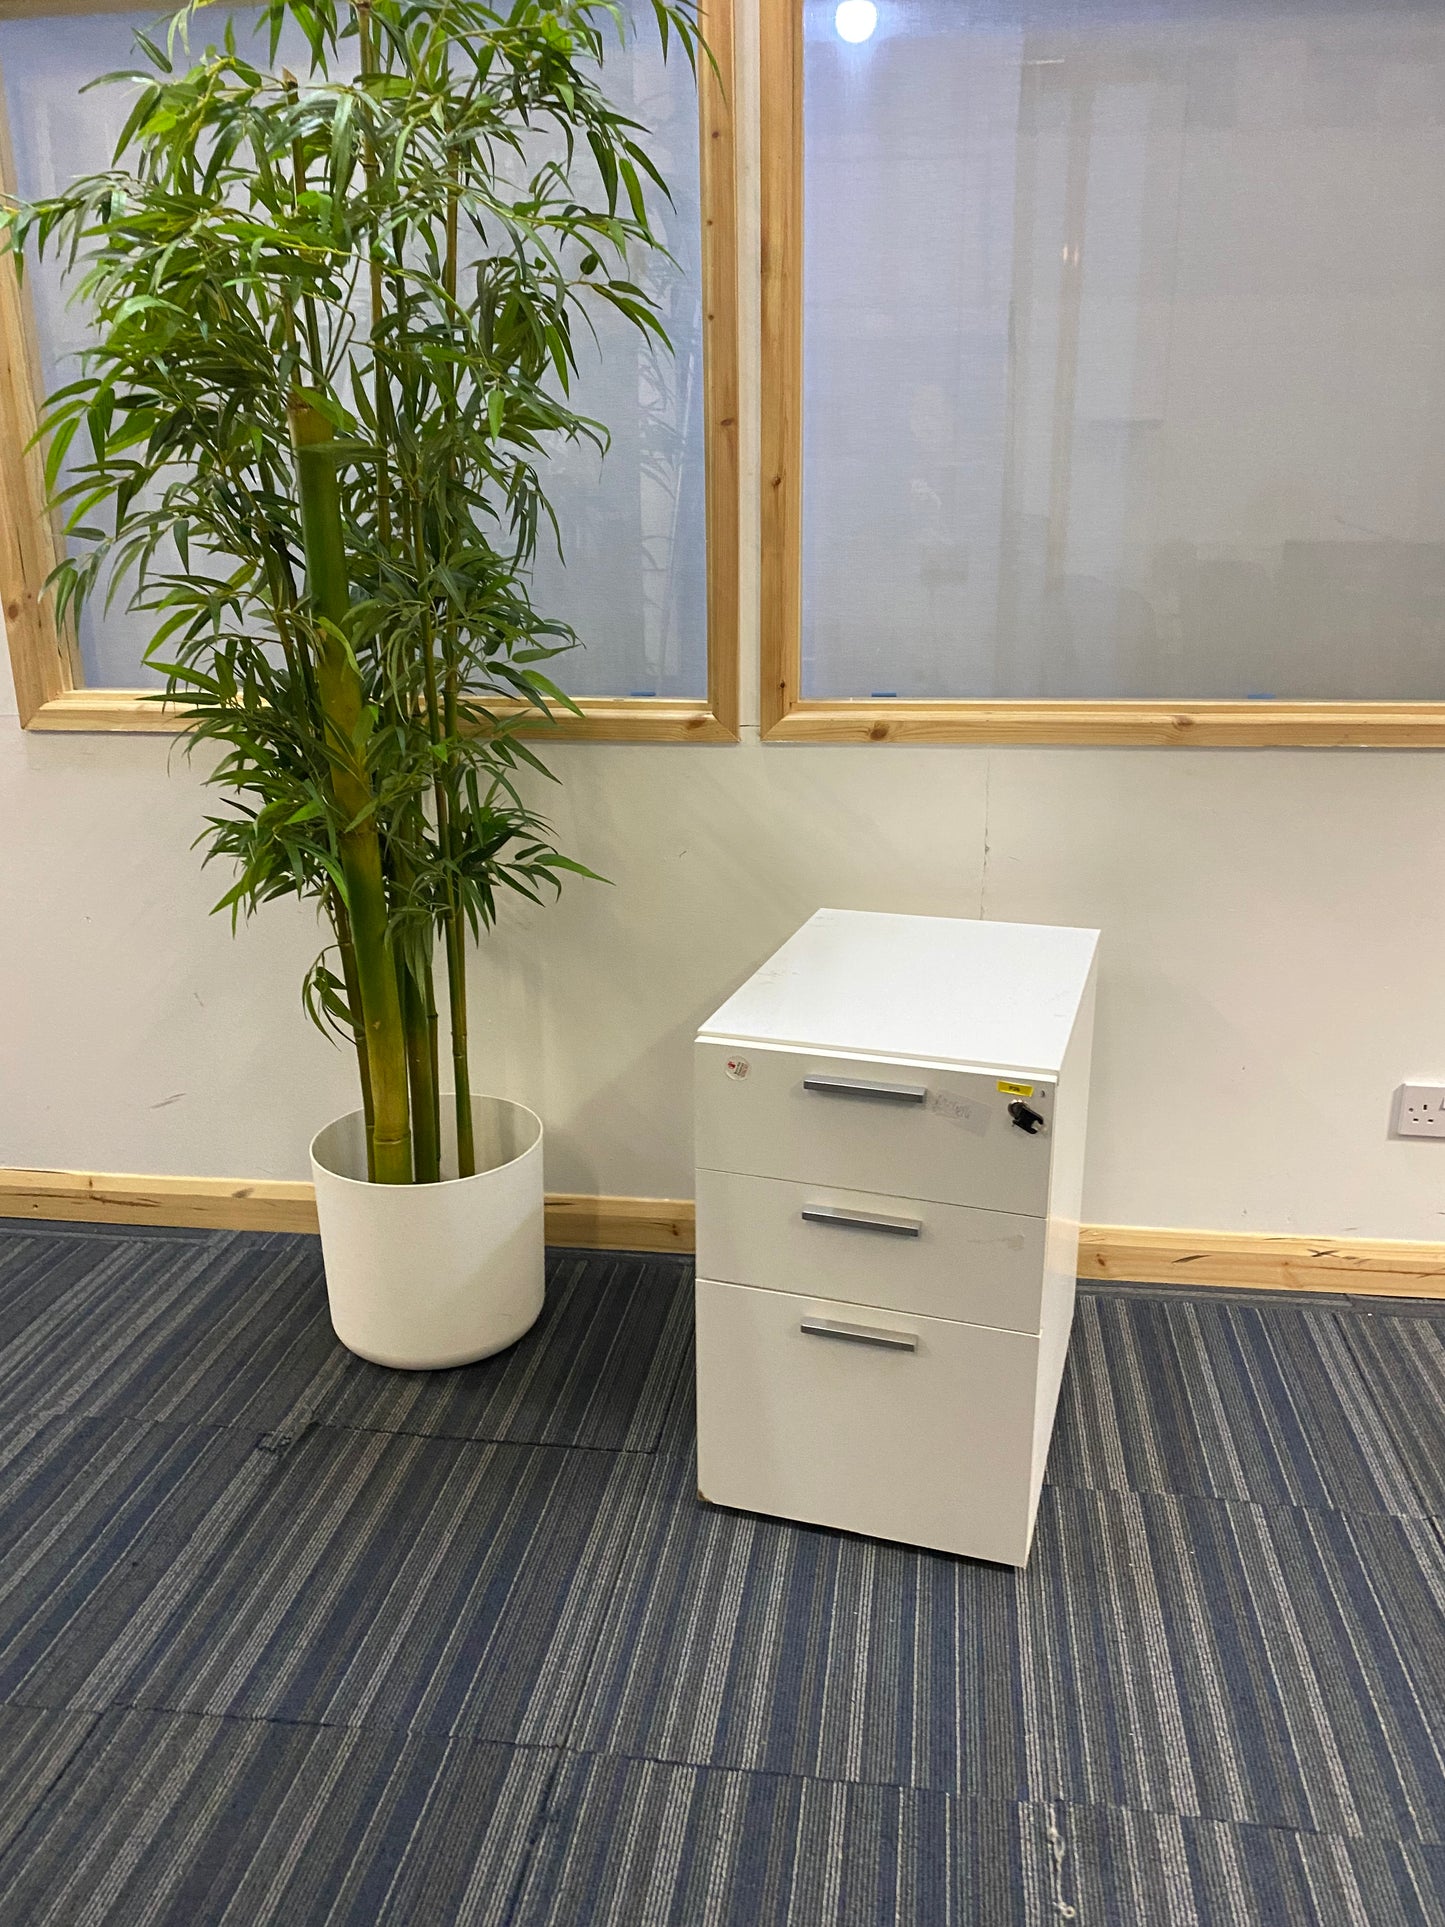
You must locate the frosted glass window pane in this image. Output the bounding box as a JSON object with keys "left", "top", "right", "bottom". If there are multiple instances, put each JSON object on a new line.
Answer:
{"left": 801, "top": 0, "right": 1445, "bottom": 700}
{"left": 0, "top": 9, "right": 706, "bottom": 698}
{"left": 527, "top": 30, "right": 709, "bottom": 698}
{"left": 0, "top": 11, "right": 169, "bottom": 688}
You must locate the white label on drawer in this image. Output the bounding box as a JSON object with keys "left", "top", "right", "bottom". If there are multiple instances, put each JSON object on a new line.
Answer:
{"left": 929, "top": 1092, "right": 990, "bottom": 1136}
{"left": 725, "top": 1056, "right": 751, "bottom": 1080}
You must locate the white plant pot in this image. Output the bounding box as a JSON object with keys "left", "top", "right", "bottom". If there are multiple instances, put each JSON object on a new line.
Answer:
{"left": 310, "top": 1094, "right": 545, "bottom": 1369}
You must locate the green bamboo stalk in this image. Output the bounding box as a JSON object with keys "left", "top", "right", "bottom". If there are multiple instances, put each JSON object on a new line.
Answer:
{"left": 439, "top": 157, "right": 477, "bottom": 1178}
{"left": 443, "top": 872, "right": 473, "bottom": 1170}
{"left": 430, "top": 654, "right": 474, "bottom": 1176}
{"left": 438, "top": 677, "right": 473, "bottom": 1174}
{"left": 424, "top": 955, "right": 443, "bottom": 1158}
{"left": 401, "top": 950, "right": 441, "bottom": 1183}
{"left": 391, "top": 829, "right": 441, "bottom": 1184}
{"left": 404, "top": 467, "right": 476, "bottom": 1178}
{"left": 290, "top": 395, "right": 412, "bottom": 1184}
{"left": 331, "top": 890, "right": 377, "bottom": 1181}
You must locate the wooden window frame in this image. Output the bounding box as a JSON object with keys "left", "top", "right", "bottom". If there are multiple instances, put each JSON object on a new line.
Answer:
{"left": 759, "top": 0, "right": 1445, "bottom": 748}
{"left": 1, "top": 0, "right": 738, "bottom": 743}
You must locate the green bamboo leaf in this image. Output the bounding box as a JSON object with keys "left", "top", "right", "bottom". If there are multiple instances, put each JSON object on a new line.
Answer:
{"left": 42, "top": 414, "right": 82, "bottom": 494}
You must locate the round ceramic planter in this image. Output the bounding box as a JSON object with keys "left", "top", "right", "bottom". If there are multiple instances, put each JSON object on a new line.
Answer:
{"left": 310, "top": 1094, "right": 545, "bottom": 1369}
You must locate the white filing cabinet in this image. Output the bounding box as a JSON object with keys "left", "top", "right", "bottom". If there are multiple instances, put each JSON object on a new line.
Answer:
{"left": 694, "top": 909, "right": 1098, "bottom": 1567}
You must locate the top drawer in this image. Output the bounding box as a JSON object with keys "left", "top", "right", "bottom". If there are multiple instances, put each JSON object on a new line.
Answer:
{"left": 695, "top": 1040, "right": 1053, "bottom": 1218}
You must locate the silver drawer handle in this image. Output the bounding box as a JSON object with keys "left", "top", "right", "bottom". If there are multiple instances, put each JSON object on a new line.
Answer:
{"left": 802, "top": 1074, "right": 927, "bottom": 1105}
{"left": 801, "top": 1316, "right": 919, "bottom": 1353}
{"left": 801, "top": 1204, "right": 922, "bottom": 1239}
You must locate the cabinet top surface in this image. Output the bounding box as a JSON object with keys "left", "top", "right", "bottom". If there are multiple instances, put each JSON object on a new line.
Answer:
{"left": 698, "top": 910, "right": 1099, "bottom": 1074}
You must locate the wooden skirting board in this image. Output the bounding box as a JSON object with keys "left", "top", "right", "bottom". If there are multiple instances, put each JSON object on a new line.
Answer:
{"left": 1076, "top": 1226, "right": 1445, "bottom": 1298}
{"left": 0, "top": 1167, "right": 694, "bottom": 1254}
{"left": 0, "top": 1167, "right": 1441, "bottom": 1296}
{"left": 0, "top": 1167, "right": 319, "bottom": 1235}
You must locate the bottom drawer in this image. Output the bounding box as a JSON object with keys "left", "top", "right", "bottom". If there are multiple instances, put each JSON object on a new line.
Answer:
{"left": 695, "top": 1277, "right": 1046, "bottom": 1567}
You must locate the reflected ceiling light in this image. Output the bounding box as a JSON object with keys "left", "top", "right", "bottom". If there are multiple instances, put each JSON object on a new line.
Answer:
{"left": 834, "top": 0, "right": 878, "bottom": 42}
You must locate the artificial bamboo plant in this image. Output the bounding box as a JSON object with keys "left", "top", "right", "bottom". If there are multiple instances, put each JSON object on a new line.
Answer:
{"left": 3, "top": 0, "right": 699, "bottom": 1182}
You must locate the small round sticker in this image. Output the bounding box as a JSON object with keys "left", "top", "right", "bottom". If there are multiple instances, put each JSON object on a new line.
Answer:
{"left": 725, "top": 1057, "right": 751, "bottom": 1080}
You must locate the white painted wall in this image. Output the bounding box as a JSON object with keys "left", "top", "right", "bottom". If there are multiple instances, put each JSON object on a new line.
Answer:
{"left": 5, "top": 0, "right": 1445, "bottom": 1242}
{"left": 9, "top": 636, "right": 1445, "bottom": 1239}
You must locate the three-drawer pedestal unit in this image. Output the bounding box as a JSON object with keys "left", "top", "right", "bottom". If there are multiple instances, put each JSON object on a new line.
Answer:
{"left": 694, "top": 909, "right": 1099, "bottom": 1567}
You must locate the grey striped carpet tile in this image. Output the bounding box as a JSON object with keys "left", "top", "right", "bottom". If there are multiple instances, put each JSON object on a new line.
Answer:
{"left": 313, "top": 1251, "right": 693, "bottom": 1454}
{"left": 3, "top": 1719, "right": 1440, "bottom": 1927}
{"left": 1021, "top": 1488, "right": 1445, "bottom": 1842}
{"left": 0, "top": 1221, "right": 691, "bottom": 1451}
{"left": 0, "top": 1225, "right": 178, "bottom": 1353}
{"left": 508, "top": 1754, "right": 1445, "bottom": 1927}
{"left": 1336, "top": 1307, "right": 1445, "bottom": 1515}
{"left": 0, "top": 1705, "right": 100, "bottom": 1858}
{"left": 0, "top": 1227, "right": 324, "bottom": 1433}
{"left": 512, "top": 1752, "right": 1014, "bottom": 1927}
{"left": 29, "top": 1425, "right": 644, "bottom": 1743}
{"left": 654, "top": 1315, "right": 698, "bottom": 1457}
{"left": 1045, "top": 1797, "right": 1445, "bottom": 1927}
{"left": 1049, "top": 1291, "right": 1430, "bottom": 1517}
{"left": 0, "top": 1415, "right": 266, "bottom": 1710}
{"left": 0, "top": 1707, "right": 557, "bottom": 1927}
{"left": 559, "top": 1451, "right": 1445, "bottom": 1841}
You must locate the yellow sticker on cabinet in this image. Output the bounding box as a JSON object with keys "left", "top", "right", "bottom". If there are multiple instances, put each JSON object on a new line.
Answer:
{"left": 997, "top": 1080, "right": 1034, "bottom": 1097}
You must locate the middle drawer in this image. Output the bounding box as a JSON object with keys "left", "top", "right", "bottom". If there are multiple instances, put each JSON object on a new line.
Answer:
{"left": 696, "top": 1166, "right": 1047, "bottom": 1334}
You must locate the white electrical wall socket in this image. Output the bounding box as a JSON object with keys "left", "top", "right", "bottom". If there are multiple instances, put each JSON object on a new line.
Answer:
{"left": 1394, "top": 1084, "right": 1445, "bottom": 1139}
